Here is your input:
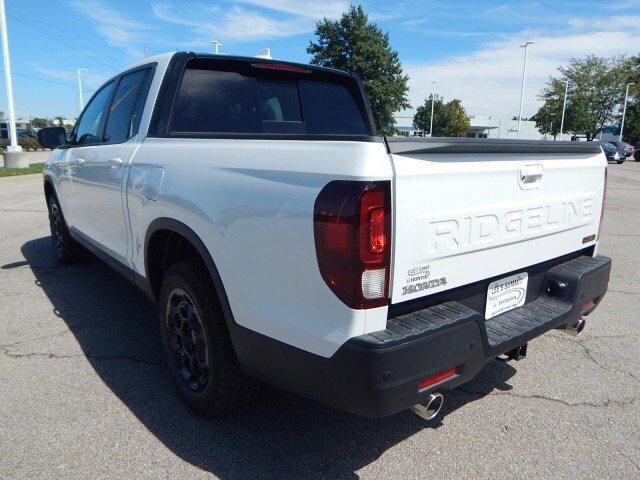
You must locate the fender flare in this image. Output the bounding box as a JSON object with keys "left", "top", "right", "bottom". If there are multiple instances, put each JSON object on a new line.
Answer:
{"left": 143, "top": 217, "right": 238, "bottom": 334}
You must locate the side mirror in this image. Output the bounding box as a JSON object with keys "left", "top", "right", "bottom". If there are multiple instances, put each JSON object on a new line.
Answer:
{"left": 37, "top": 127, "right": 68, "bottom": 149}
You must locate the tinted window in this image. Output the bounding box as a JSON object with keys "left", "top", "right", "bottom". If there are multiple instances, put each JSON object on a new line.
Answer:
{"left": 300, "top": 81, "right": 368, "bottom": 135}
{"left": 104, "top": 69, "right": 148, "bottom": 143}
{"left": 170, "top": 67, "right": 368, "bottom": 136}
{"left": 74, "top": 82, "right": 115, "bottom": 145}
{"left": 171, "top": 69, "right": 261, "bottom": 133}
{"left": 258, "top": 80, "right": 303, "bottom": 134}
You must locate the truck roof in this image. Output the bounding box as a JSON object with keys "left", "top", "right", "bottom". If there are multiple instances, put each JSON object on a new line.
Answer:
{"left": 125, "top": 51, "right": 352, "bottom": 78}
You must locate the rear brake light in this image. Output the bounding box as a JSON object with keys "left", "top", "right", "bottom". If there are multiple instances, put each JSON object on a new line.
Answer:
{"left": 418, "top": 367, "right": 456, "bottom": 391}
{"left": 314, "top": 181, "right": 391, "bottom": 309}
{"left": 251, "top": 62, "right": 311, "bottom": 73}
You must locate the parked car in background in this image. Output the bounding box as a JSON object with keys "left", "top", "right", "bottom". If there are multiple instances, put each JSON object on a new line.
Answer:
{"left": 599, "top": 141, "right": 625, "bottom": 164}
{"left": 607, "top": 140, "right": 634, "bottom": 158}
{"left": 17, "top": 129, "right": 37, "bottom": 139}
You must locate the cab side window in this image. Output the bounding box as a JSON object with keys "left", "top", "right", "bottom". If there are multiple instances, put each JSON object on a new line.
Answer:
{"left": 73, "top": 81, "right": 115, "bottom": 146}
{"left": 104, "top": 69, "right": 151, "bottom": 143}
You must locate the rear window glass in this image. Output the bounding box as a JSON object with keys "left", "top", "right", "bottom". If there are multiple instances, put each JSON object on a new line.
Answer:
{"left": 170, "top": 67, "right": 368, "bottom": 136}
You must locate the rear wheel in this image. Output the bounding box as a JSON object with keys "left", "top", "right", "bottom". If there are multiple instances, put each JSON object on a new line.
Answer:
{"left": 47, "top": 196, "right": 84, "bottom": 264}
{"left": 159, "top": 260, "right": 259, "bottom": 415}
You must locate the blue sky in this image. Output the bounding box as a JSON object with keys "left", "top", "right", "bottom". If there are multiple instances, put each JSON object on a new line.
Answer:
{"left": 3, "top": 0, "right": 640, "bottom": 120}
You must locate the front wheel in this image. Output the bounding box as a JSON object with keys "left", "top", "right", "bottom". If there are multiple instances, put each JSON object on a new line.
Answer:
{"left": 47, "top": 196, "right": 84, "bottom": 264}
{"left": 617, "top": 159, "right": 625, "bottom": 164}
{"left": 159, "top": 260, "right": 259, "bottom": 416}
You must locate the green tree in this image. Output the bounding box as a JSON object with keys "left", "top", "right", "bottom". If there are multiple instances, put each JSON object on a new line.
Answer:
{"left": 30, "top": 117, "right": 50, "bottom": 129}
{"left": 307, "top": 5, "right": 409, "bottom": 135}
{"left": 621, "top": 55, "right": 639, "bottom": 146}
{"left": 531, "top": 78, "right": 565, "bottom": 139}
{"left": 534, "top": 55, "right": 630, "bottom": 140}
{"left": 413, "top": 94, "right": 470, "bottom": 137}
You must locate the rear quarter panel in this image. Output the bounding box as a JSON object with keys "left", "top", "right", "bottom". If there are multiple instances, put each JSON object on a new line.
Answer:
{"left": 128, "top": 138, "right": 392, "bottom": 357}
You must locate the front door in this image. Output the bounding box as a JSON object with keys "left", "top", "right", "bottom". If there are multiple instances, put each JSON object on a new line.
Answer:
{"left": 61, "top": 80, "right": 115, "bottom": 238}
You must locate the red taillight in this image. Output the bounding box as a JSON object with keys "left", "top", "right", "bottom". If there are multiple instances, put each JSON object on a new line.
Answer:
{"left": 314, "top": 181, "right": 391, "bottom": 309}
{"left": 418, "top": 367, "right": 456, "bottom": 391}
{"left": 369, "top": 208, "right": 386, "bottom": 253}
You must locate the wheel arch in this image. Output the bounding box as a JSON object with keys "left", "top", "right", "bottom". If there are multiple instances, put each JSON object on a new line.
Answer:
{"left": 144, "top": 217, "right": 236, "bottom": 330}
{"left": 43, "top": 175, "right": 55, "bottom": 205}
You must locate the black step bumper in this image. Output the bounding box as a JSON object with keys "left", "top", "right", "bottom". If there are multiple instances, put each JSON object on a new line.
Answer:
{"left": 232, "top": 254, "right": 611, "bottom": 418}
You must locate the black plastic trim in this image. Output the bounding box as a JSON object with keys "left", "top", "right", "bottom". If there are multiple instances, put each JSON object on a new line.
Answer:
{"left": 148, "top": 52, "right": 194, "bottom": 136}
{"left": 142, "top": 218, "right": 240, "bottom": 341}
{"left": 161, "top": 132, "right": 382, "bottom": 142}
{"left": 385, "top": 136, "right": 602, "bottom": 155}
{"left": 68, "top": 226, "right": 133, "bottom": 282}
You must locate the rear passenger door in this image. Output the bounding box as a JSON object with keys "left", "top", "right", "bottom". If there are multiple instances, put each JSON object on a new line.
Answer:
{"left": 72, "top": 67, "right": 153, "bottom": 264}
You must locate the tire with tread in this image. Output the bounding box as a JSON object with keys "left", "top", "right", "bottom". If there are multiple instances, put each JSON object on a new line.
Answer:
{"left": 159, "top": 259, "right": 259, "bottom": 416}
{"left": 47, "top": 195, "right": 85, "bottom": 264}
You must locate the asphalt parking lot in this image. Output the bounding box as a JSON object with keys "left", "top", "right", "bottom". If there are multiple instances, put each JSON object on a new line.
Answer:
{"left": 1, "top": 161, "right": 639, "bottom": 480}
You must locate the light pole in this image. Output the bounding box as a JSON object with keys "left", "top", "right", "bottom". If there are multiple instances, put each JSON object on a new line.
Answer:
{"left": 620, "top": 82, "right": 635, "bottom": 141}
{"left": 77, "top": 68, "right": 87, "bottom": 113}
{"left": 211, "top": 40, "right": 222, "bottom": 54}
{"left": 0, "top": 0, "right": 20, "bottom": 153}
{"left": 429, "top": 81, "right": 436, "bottom": 137}
{"left": 560, "top": 79, "right": 569, "bottom": 138}
{"left": 517, "top": 41, "right": 534, "bottom": 139}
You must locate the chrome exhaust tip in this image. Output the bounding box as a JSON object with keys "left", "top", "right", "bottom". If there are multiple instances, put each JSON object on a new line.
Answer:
{"left": 411, "top": 392, "right": 444, "bottom": 421}
{"left": 557, "top": 317, "right": 586, "bottom": 336}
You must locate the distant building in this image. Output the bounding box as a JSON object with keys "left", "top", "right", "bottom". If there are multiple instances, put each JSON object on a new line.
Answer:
{"left": 393, "top": 114, "right": 573, "bottom": 140}
{"left": 393, "top": 115, "right": 422, "bottom": 136}
{"left": 467, "top": 116, "right": 572, "bottom": 141}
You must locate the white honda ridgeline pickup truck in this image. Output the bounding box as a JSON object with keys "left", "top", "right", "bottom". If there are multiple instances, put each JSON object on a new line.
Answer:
{"left": 38, "top": 52, "right": 611, "bottom": 420}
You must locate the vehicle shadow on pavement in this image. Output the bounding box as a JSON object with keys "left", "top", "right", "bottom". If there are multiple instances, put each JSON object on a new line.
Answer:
{"left": 20, "top": 236, "right": 517, "bottom": 480}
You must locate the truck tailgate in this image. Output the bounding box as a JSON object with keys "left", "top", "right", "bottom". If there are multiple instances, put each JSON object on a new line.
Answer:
{"left": 386, "top": 138, "right": 606, "bottom": 305}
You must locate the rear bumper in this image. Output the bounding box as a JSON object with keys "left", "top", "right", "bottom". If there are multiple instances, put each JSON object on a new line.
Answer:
{"left": 232, "top": 254, "right": 611, "bottom": 418}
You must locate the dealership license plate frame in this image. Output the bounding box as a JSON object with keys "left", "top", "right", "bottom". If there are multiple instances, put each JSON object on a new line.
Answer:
{"left": 485, "top": 272, "right": 529, "bottom": 319}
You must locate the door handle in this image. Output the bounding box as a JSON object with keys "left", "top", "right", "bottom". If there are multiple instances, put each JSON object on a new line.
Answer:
{"left": 108, "top": 157, "right": 124, "bottom": 168}
{"left": 74, "top": 158, "right": 85, "bottom": 166}
{"left": 518, "top": 164, "right": 543, "bottom": 190}
{"left": 521, "top": 172, "right": 542, "bottom": 184}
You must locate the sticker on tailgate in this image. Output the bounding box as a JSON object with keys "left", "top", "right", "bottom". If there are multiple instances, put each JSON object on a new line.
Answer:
{"left": 485, "top": 272, "right": 528, "bottom": 319}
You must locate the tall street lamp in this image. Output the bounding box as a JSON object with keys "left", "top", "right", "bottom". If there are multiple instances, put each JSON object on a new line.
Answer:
{"left": 517, "top": 41, "right": 534, "bottom": 139}
{"left": 77, "top": 68, "right": 87, "bottom": 113}
{"left": 211, "top": 40, "right": 222, "bottom": 54}
{"left": 620, "top": 82, "right": 635, "bottom": 142}
{"left": 560, "top": 79, "right": 569, "bottom": 137}
{"left": 429, "top": 81, "right": 436, "bottom": 137}
{"left": 0, "top": 0, "right": 20, "bottom": 154}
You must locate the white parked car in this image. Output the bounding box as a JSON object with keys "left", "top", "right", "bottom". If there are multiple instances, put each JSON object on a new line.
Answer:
{"left": 38, "top": 52, "right": 611, "bottom": 419}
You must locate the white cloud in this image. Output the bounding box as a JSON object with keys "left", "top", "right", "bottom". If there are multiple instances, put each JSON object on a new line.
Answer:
{"left": 28, "top": 62, "right": 108, "bottom": 91}
{"left": 152, "top": 1, "right": 347, "bottom": 42}
{"left": 69, "top": 0, "right": 152, "bottom": 58}
{"left": 404, "top": 16, "right": 640, "bottom": 119}
{"left": 236, "top": 0, "right": 348, "bottom": 19}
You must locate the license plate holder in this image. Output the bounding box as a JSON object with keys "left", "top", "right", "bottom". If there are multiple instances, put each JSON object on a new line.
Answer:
{"left": 485, "top": 272, "right": 528, "bottom": 319}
